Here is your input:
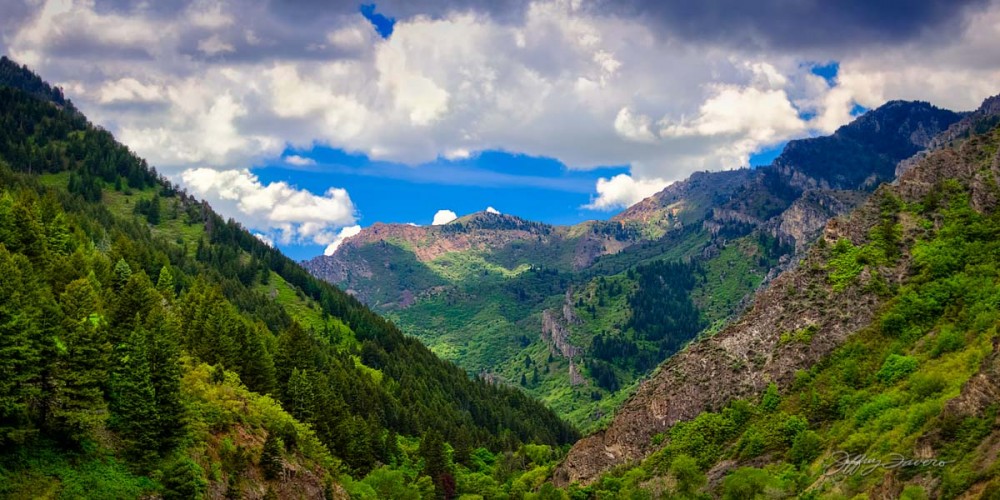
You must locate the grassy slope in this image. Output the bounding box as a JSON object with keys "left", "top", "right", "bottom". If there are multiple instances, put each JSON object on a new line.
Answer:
{"left": 576, "top": 125, "right": 1000, "bottom": 499}
{"left": 387, "top": 224, "right": 779, "bottom": 432}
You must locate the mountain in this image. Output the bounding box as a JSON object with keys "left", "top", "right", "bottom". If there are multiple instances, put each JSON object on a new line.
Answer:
{"left": 550, "top": 93, "right": 1000, "bottom": 498}
{"left": 0, "top": 57, "right": 578, "bottom": 499}
{"left": 304, "top": 100, "right": 962, "bottom": 431}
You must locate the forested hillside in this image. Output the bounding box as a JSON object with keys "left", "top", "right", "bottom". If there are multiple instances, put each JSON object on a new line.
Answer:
{"left": 307, "top": 100, "right": 960, "bottom": 432}
{"left": 0, "top": 56, "right": 577, "bottom": 499}
{"left": 550, "top": 95, "right": 1000, "bottom": 498}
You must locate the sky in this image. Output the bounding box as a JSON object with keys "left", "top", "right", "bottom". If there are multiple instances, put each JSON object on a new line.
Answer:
{"left": 2, "top": 0, "right": 999, "bottom": 260}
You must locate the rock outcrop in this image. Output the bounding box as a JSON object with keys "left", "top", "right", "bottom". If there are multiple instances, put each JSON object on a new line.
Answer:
{"left": 554, "top": 99, "right": 999, "bottom": 486}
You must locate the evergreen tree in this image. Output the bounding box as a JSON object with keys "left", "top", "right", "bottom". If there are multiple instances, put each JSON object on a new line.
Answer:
{"left": 110, "top": 271, "right": 157, "bottom": 340}
{"left": 144, "top": 308, "right": 184, "bottom": 452}
{"left": 260, "top": 432, "right": 283, "bottom": 480}
{"left": 155, "top": 265, "right": 174, "bottom": 303}
{"left": 162, "top": 456, "right": 206, "bottom": 500}
{"left": 285, "top": 368, "right": 315, "bottom": 423}
{"left": 147, "top": 193, "right": 160, "bottom": 224}
{"left": 109, "top": 326, "right": 158, "bottom": 465}
{"left": 419, "top": 429, "right": 451, "bottom": 498}
{"left": 50, "top": 278, "right": 109, "bottom": 442}
{"left": 275, "top": 322, "right": 316, "bottom": 384}
{"left": 112, "top": 258, "right": 131, "bottom": 292}
{"left": 0, "top": 246, "right": 43, "bottom": 443}
{"left": 383, "top": 429, "right": 400, "bottom": 465}
{"left": 452, "top": 428, "right": 472, "bottom": 468}
{"left": 237, "top": 322, "right": 277, "bottom": 395}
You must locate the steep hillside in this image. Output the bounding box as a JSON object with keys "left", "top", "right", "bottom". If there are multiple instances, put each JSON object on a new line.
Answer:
{"left": 552, "top": 96, "right": 1000, "bottom": 498}
{"left": 305, "top": 100, "right": 961, "bottom": 432}
{"left": 0, "top": 57, "right": 577, "bottom": 499}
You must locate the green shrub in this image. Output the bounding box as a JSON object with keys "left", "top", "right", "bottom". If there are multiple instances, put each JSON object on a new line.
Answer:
{"left": 931, "top": 328, "right": 965, "bottom": 357}
{"left": 900, "top": 485, "right": 929, "bottom": 500}
{"left": 669, "top": 454, "right": 705, "bottom": 497}
{"left": 880, "top": 312, "right": 907, "bottom": 337}
{"left": 161, "top": 457, "right": 206, "bottom": 500}
{"left": 722, "top": 467, "right": 774, "bottom": 500}
{"left": 827, "top": 239, "right": 864, "bottom": 291}
{"left": 781, "top": 415, "right": 808, "bottom": 445}
{"left": 788, "top": 430, "right": 823, "bottom": 466}
{"left": 876, "top": 355, "right": 918, "bottom": 384}
{"left": 909, "top": 373, "right": 947, "bottom": 399}
{"left": 760, "top": 383, "right": 781, "bottom": 412}
{"left": 737, "top": 428, "right": 767, "bottom": 459}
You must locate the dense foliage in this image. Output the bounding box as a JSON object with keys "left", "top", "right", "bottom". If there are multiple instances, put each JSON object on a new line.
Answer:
{"left": 549, "top": 121, "right": 1000, "bottom": 498}
{"left": 0, "top": 61, "right": 576, "bottom": 497}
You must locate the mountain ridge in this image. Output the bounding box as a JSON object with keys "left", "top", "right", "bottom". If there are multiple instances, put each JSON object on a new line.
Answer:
{"left": 303, "top": 99, "right": 963, "bottom": 431}
{"left": 555, "top": 91, "right": 1000, "bottom": 489}
{"left": 0, "top": 56, "right": 577, "bottom": 499}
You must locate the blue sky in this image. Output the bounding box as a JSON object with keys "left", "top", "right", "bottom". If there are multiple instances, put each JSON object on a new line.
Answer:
{"left": 255, "top": 149, "right": 631, "bottom": 259}
{"left": 11, "top": 0, "right": 986, "bottom": 262}
{"left": 256, "top": 143, "right": 797, "bottom": 260}
{"left": 248, "top": 6, "right": 840, "bottom": 260}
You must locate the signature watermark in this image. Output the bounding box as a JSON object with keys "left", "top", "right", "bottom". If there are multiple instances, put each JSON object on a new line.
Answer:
{"left": 824, "top": 451, "right": 952, "bottom": 476}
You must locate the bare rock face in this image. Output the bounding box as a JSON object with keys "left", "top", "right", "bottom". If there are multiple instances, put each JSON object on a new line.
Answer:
{"left": 615, "top": 169, "right": 755, "bottom": 228}
{"left": 553, "top": 220, "right": 889, "bottom": 484}
{"left": 554, "top": 115, "right": 999, "bottom": 487}
{"left": 765, "top": 190, "right": 868, "bottom": 251}
{"left": 542, "top": 308, "right": 582, "bottom": 359}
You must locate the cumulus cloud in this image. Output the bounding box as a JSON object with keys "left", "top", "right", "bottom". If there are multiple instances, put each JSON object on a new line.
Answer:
{"left": 323, "top": 225, "right": 363, "bottom": 256}
{"left": 179, "top": 168, "right": 356, "bottom": 244}
{"left": 486, "top": 206, "right": 500, "bottom": 214}
{"left": 253, "top": 232, "right": 274, "bottom": 247}
{"left": 284, "top": 154, "right": 317, "bottom": 166}
{"left": 432, "top": 209, "right": 458, "bottom": 225}
{"left": 603, "top": 0, "right": 988, "bottom": 51}
{"left": 585, "top": 174, "right": 669, "bottom": 210}
{"left": 4, "top": 0, "right": 999, "bottom": 224}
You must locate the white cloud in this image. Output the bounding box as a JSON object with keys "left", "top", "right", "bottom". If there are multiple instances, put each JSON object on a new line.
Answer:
{"left": 98, "top": 78, "right": 165, "bottom": 104}
{"left": 179, "top": 168, "right": 356, "bottom": 244}
{"left": 486, "top": 206, "right": 500, "bottom": 214}
{"left": 432, "top": 209, "right": 458, "bottom": 225}
{"left": 284, "top": 154, "right": 316, "bottom": 166}
{"left": 614, "top": 107, "right": 657, "bottom": 143}
{"left": 585, "top": 174, "right": 669, "bottom": 210}
{"left": 253, "top": 232, "right": 274, "bottom": 247}
{"left": 324, "top": 225, "right": 363, "bottom": 255}
{"left": 197, "top": 34, "right": 235, "bottom": 55}
{"left": 7, "top": 0, "right": 1000, "bottom": 223}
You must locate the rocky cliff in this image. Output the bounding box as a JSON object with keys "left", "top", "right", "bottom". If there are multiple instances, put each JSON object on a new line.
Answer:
{"left": 553, "top": 97, "right": 1000, "bottom": 486}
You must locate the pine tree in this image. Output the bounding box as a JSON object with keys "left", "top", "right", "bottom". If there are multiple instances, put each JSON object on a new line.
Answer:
{"left": 260, "top": 431, "right": 284, "bottom": 480}
{"left": 50, "top": 278, "right": 109, "bottom": 442}
{"left": 162, "top": 456, "right": 206, "bottom": 500}
{"left": 144, "top": 308, "right": 184, "bottom": 452}
{"left": 112, "top": 258, "right": 131, "bottom": 292}
{"left": 285, "top": 368, "right": 315, "bottom": 423}
{"left": 0, "top": 246, "right": 43, "bottom": 443}
{"left": 275, "top": 322, "right": 316, "bottom": 384}
{"left": 238, "top": 322, "right": 277, "bottom": 395}
{"left": 383, "top": 429, "right": 400, "bottom": 465}
{"left": 110, "top": 271, "right": 157, "bottom": 342}
{"left": 146, "top": 193, "right": 161, "bottom": 224}
{"left": 419, "top": 429, "right": 450, "bottom": 498}
{"left": 109, "top": 326, "right": 158, "bottom": 465}
{"left": 452, "top": 428, "right": 472, "bottom": 468}
{"left": 11, "top": 199, "right": 47, "bottom": 260}
{"left": 156, "top": 265, "right": 174, "bottom": 303}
